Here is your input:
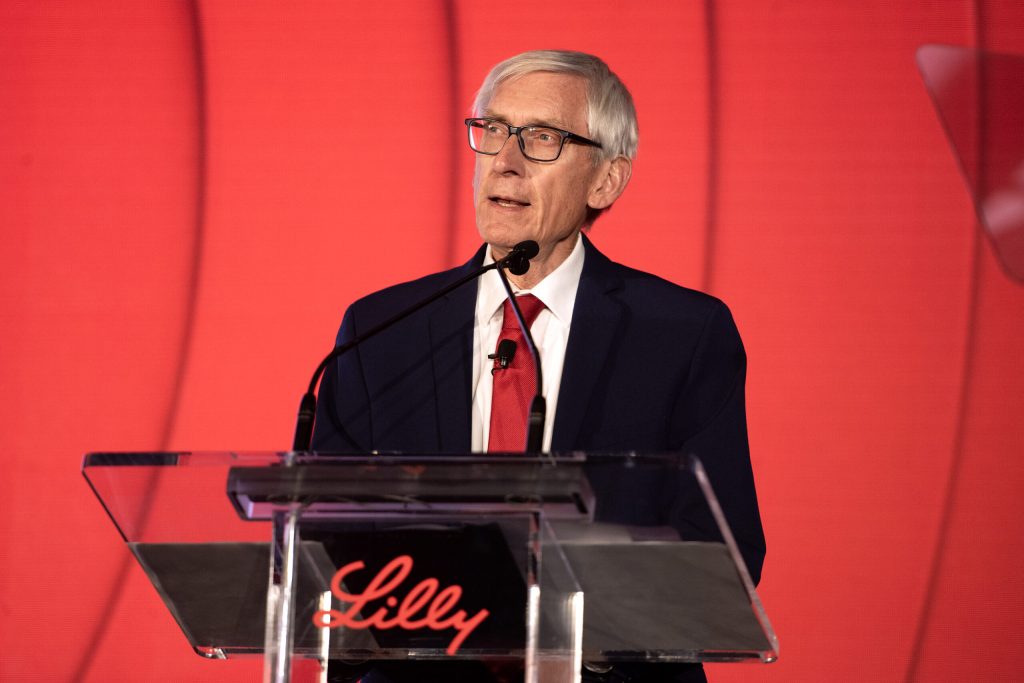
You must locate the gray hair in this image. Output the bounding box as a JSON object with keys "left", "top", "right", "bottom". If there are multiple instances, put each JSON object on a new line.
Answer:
{"left": 472, "top": 50, "right": 639, "bottom": 160}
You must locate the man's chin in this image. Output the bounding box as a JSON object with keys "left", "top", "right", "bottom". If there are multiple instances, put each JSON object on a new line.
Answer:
{"left": 477, "top": 224, "right": 532, "bottom": 253}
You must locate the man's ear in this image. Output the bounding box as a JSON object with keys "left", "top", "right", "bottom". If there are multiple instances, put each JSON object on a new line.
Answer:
{"left": 588, "top": 156, "right": 632, "bottom": 210}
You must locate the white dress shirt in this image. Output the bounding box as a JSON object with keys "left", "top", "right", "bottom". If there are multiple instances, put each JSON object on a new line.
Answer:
{"left": 471, "top": 234, "right": 586, "bottom": 452}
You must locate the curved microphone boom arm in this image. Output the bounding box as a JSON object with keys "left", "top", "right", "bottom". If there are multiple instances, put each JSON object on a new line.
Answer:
{"left": 291, "top": 241, "right": 540, "bottom": 452}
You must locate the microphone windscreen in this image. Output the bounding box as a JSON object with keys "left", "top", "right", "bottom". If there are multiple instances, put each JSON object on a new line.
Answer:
{"left": 516, "top": 241, "right": 540, "bottom": 259}
{"left": 506, "top": 241, "right": 540, "bottom": 276}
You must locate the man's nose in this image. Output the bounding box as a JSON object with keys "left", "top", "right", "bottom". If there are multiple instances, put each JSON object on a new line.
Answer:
{"left": 492, "top": 132, "right": 526, "bottom": 173}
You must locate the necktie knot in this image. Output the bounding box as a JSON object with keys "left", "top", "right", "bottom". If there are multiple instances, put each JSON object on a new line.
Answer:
{"left": 501, "top": 294, "right": 546, "bottom": 330}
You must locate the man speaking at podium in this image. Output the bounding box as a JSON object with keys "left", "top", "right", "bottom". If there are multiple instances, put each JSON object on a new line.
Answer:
{"left": 313, "top": 50, "right": 764, "bottom": 683}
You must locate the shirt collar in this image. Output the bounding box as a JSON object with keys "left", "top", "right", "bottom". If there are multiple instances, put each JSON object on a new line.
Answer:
{"left": 476, "top": 233, "right": 586, "bottom": 326}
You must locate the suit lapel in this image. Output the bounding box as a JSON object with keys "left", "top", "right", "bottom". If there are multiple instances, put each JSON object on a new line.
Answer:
{"left": 428, "top": 248, "right": 485, "bottom": 452}
{"left": 552, "top": 237, "right": 625, "bottom": 451}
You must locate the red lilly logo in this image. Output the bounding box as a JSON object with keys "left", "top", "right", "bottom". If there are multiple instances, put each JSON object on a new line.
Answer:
{"left": 312, "top": 555, "right": 490, "bottom": 655}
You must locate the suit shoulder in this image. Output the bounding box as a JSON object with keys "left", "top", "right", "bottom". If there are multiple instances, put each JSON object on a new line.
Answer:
{"left": 350, "top": 264, "right": 470, "bottom": 311}
{"left": 609, "top": 260, "right": 732, "bottom": 319}
{"left": 326, "top": 245, "right": 485, "bottom": 347}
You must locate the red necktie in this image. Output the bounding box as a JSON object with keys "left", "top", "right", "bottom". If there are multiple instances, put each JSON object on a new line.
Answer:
{"left": 488, "top": 294, "right": 546, "bottom": 452}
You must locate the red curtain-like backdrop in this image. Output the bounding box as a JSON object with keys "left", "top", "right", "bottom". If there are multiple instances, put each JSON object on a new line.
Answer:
{"left": 2, "top": 1, "right": 1022, "bottom": 681}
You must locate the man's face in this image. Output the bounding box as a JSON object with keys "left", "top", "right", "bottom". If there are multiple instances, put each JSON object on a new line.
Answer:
{"left": 473, "top": 72, "right": 605, "bottom": 261}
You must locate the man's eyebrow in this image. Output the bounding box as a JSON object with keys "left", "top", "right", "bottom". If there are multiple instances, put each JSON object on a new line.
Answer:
{"left": 482, "top": 111, "right": 570, "bottom": 131}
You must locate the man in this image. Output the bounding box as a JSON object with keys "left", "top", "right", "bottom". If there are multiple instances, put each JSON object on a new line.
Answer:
{"left": 315, "top": 50, "right": 764, "bottom": 682}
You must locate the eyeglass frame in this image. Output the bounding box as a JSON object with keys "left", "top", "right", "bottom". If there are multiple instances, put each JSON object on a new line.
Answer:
{"left": 464, "top": 117, "right": 603, "bottom": 162}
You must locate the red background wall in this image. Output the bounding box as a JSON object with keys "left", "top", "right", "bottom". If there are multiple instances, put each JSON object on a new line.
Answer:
{"left": 2, "top": 1, "right": 1022, "bottom": 680}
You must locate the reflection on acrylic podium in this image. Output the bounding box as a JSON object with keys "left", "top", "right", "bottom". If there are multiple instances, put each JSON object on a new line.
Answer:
{"left": 83, "top": 451, "right": 778, "bottom": 682}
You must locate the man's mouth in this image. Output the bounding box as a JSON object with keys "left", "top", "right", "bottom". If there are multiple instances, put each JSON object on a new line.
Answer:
{"left": 489, "top": 195, "right": 530, "bottom": 208}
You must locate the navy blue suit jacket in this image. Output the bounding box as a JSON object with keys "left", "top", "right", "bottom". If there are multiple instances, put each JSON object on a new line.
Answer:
{"left": 312, "top": 235, "right": 765, "bottom": 583}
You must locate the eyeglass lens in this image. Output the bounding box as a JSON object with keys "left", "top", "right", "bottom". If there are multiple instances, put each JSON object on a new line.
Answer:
{"left": 468, "top": 120, "right": 565, "bottom": 161}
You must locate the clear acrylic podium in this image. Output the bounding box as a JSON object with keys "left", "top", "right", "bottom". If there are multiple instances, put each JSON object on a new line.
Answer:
{"left": 83, "top": 451, "right": 778, "bottom": 682}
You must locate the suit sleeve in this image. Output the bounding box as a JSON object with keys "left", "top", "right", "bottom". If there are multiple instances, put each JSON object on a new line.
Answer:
{"left": 669, "top": 300, "right": 766, "bottom": 585}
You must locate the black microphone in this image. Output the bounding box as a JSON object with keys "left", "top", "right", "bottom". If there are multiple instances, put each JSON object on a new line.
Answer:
{"left": 505, "top": 240, "right": 539, "bottom": 276}
{"left": 292, "top": 240, "right": 541, "bottom": 452}
{"left": 488, "top": 339, "right": 517, "bottom": 374}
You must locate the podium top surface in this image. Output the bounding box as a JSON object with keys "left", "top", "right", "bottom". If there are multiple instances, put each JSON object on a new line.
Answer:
{"left": 82, "top": 451, "right": 698, "bottom": 544}
{"left": 83, "top": 450, "right": 696, "bottom": 467}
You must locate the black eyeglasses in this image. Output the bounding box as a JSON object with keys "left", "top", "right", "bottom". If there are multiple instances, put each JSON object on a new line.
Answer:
{"left": 465, "top": 118, "right": 602, "bottom": 162}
